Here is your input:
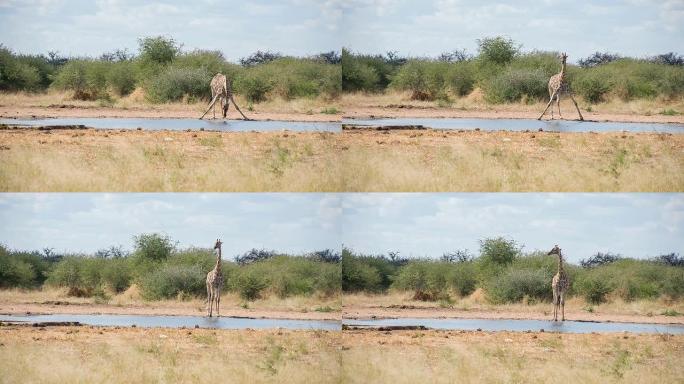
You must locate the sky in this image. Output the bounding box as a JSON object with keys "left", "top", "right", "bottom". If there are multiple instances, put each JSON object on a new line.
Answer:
{"left": 1, "top": 1, "right": 682, "bottom": 61}
{"left": 1, "top": 193, "right": 682, "bottom": 263}
{"left": 0, "top": 193, "right": 342, "bottom": 258}
{"left": 341, "top": 193, "right": 684, "bottom": 262}
{"left": 0, "top": 0, "right": 342, "bottom": 60}
{"left": 343, "top": 0, "right": 684, "bottom": 60}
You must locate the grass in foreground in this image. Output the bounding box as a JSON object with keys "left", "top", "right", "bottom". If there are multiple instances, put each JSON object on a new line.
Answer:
{"left": 0, "top": 326, "right": 341, "bottom": 384}
{"left": 338, "top": 129, "right": 684, "bottom": 192}
{"left": 341, "top": 330, "right": 684, "bottom": 383}
{"left": 1, "top": 129, "right": 682, "bottom": 191}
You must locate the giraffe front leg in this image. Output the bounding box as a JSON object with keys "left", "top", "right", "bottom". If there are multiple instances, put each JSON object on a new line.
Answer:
{"left": 557, "top": 96, "right": 562, "bottom": 119}
{"left": 569, "top": 94, "right": 584, "bottom": 121}
{"left": 538, "top": 93, "right": 558, "bottom": 120}
{"left": 216, "top": 290, "right": 220, "bottom": 317}
{"left": 230, "top": 96, "right": 251, "bottom": 120}
{"left": 560, "top": 293, "right": 565, "bottom": 321}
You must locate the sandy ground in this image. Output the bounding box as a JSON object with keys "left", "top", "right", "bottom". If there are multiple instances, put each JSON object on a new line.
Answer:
{"left": 341, "top": 92, "right": 684, "bottom": 124}
{"left": 343, "top": 306, "right": 683, "bottom": 325}
{"left": 0, "top": 289, "right": 341, "bottom": 321}
{"left": 0, "top": 302, "right": 339, "bottom": 321}
{"left": 343, "top": 104, "right": 684, "bottom": 124}
{"left": 0, "top": 105, "right": 340, "bottom": 122}
{"left": 343, "top": 293, "right": 684, "bottom": 325}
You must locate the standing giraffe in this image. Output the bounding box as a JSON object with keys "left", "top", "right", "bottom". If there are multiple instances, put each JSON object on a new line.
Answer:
{"left": 200, "top": 73, "right": 250, "bottom": 120}
{"left": 538, "top": 53, "right": 584, "bottom": 121}
{"left": 206, "top": 239, "right": 224, "bottom": 317}
{"left": 548, "top": 245, "right": 570, "bottom": 321}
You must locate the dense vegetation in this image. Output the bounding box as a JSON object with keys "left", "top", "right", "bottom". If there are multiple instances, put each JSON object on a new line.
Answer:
{"left": 343, "top": 36, "right": 684, "bottom": 104}
{"left": 0, "top": 37, "right": 341, "bottom": 103}
{"left": 0, "top": 234, "right": 341, "bottom": 301}
{"left": 343, "top": 237, "right": 684, "bottom": 305}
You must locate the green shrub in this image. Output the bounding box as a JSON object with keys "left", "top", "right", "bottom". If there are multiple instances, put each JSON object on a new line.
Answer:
{"left": 572, "top": 71, "right": 611, "bottom": 103}
{"left": 392, "top": 261, "right": 450, "bottom": 301}
{"left": 0, "top": 249, "right": 37, "bottom": 288}
{"left": 106, "top": 61, "right": 137, "bottom": 96}
{"left": 486, "top": 268, "right": 550, "bottom": 304}
{"left": 482, "top": 68, "right": 548, "bottom": 103}
{"left": 46, "top": 256, "right": 97, "bottom": 296}
{"left": 132, "top": 233, "right": 175, "bottom": 263}
{"left": 477, "top": 36, "right": 519, "bottom": 65}
{"left": 145, "top": 66, "right": 212, "bottom": 102}
{"left": 53, "top": 60, "right": 111, "bottom": 100}
{"left": 662, "top": 268, "right": 684, "bottom": 299}
{"left": 234, "top": 72, "right": 273, "bottom": 102}
{"left": 140, "top": 264, "right": 206, "bottom": 300}
{"left": 233, "top": 269, "right": 267, "bottom": 301}
{"left": 575, "top": 272, "right": 613, "bottom": 304}
{"left": 100, "top": 258, "right": 133, "bottom": 293}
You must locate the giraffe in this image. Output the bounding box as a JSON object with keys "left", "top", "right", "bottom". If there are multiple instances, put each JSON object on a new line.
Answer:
{"left": 538, "top": 52, "right": 584, "bottom": 121}
{"left": 200, "top": 73, "right": 250, "bottom": 120}
{"left": 206, "top": 239, "right": 224, "bottom": 317}
{"left": 548, "top": 245, "right": 570, "bottom": 321}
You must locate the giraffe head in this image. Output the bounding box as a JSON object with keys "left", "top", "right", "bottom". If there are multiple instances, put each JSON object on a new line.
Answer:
{"left": 548, "top": 245, "right": 562, "bottom": 257}
{"left": 214, "top": 239, "right": 223, "bottom": 250}
{"left": 558, "top": 52, "right": 568, "bottom": 64}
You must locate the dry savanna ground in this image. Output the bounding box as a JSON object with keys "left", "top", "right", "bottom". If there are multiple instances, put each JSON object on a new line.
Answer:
{"left": 0, "top": 91, "right": 342, "bottom": 121}
{"left": 1, "top": 127, "right": 682, "bottom": 192}
{"left": 0, "top": 325, "right": 341, "bottom": 384}
{"left": 340, "top": 329, "right": 684, "bottom": 384}
{"left": 0, "top": 287, "right": 341, "bottom": 320}
{"left": 343, "top": 291, "right": 684, "bottom": 325}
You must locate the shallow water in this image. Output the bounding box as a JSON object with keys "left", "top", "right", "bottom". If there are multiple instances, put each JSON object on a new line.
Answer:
{"left": 343, "top": 117, "right": 684, "bottom": 133}
{"left": 0, "top": 314, "right": 341, "bottom": 330}
{"left": 0, "top": 118, "right": 341, "bottom": 132}
{"left": 343, "top": 318, "right": 684, "bottom": 334}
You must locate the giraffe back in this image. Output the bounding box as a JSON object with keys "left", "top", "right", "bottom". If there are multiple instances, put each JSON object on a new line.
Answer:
{"left": 210, "top": 74, "right": 228, "bottom": 100}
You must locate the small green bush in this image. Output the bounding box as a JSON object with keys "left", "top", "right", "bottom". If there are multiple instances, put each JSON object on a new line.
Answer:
{"left": 233, "top": 269, "right": 267, "bottom": 301}
{"left": 482, "top": 68, "right": 548, "bottom": 103}
{"left": 52, "top": 60, "right": 111, "bottom": 100}
{"left": 101, "top": 258, "right": 133, "bottom": 293}
{"left": 477, "top": 36, "right": 519, "bottom": 66}
{"left": 485, "top": 268, "right": 550, "bottom": 304}
{"left": 575, "top": 272, "right": 613, "bottom": 304}
{"left": 573, "top": 71, "right": 612, "bottom": 103}
{"left": 106, "top": 61, "right": 137, "bottom": 96}
{"left": 234, "top": 72, "right": 272, "bottom": 103}
{"left": 145, "top": 66, "right": 211, "bottom": 102}
{"left": 0, "top": 250, "right": 37, "bottom": 288}
{"left": 140, "top": 264, "right": 206, "bottom": 300}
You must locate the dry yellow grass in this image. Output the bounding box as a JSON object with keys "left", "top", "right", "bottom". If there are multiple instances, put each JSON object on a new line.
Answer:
{"left": 1, "top": 128, "right": 682, "bottom": 192}
{"left": 0, "top": 129, "right": 343, "bottom": 191}
{"left": 0, "top": 325, "right": 341, "bottom": 384}
{"left": 341, "top": 330, "right": 684, "bottom": 383}
{"left": 338, "top": 129, "right": 684, "bottom": 192}
{"left": 343, "top": 291, "right": 684, "bottom": 324}
{"left": 0, "top": 287, "right": 341, "bottom": 320}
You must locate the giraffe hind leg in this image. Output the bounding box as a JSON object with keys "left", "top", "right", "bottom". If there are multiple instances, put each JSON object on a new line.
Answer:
{"left": 557, "top": 95, "right": 562, "bottom": 119}
{"left": 539, "top": 91, "right": 558, "bottom": 120}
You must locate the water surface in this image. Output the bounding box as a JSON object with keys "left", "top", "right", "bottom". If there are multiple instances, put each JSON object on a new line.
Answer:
{"left": 0, "top": 314, "right": 340, "bottom": 330}
{"left": 0, "top": 118, "right": 341, "bottom": 132}
{"left": 343, "top": 118, "right": 684, "bottom": 133}
{"left": 343, "top": 317, "right": 684, "bottom": 334}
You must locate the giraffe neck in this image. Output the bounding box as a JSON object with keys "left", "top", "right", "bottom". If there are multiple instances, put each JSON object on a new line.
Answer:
{"left": 559, "top": 61, "right": 566, "bottom": 81}
{"left": 215, "top": 247, "right": 222, "bottom": 273}
{"left": 557, "top": 253, "right": 564, "bottom": 275}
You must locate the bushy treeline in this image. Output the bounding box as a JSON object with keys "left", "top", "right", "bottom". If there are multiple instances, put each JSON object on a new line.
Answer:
{"left": 0, "top": 234, "right": 341, "bottom": 301}
{"left": 0, "top": 37, "right": 341, "bottom": 103}
{"left": 343, "top": 36, "right": 684, "bottom": 104}
{"left": 343, "top": 237, "right": 683, "bottom": 305}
